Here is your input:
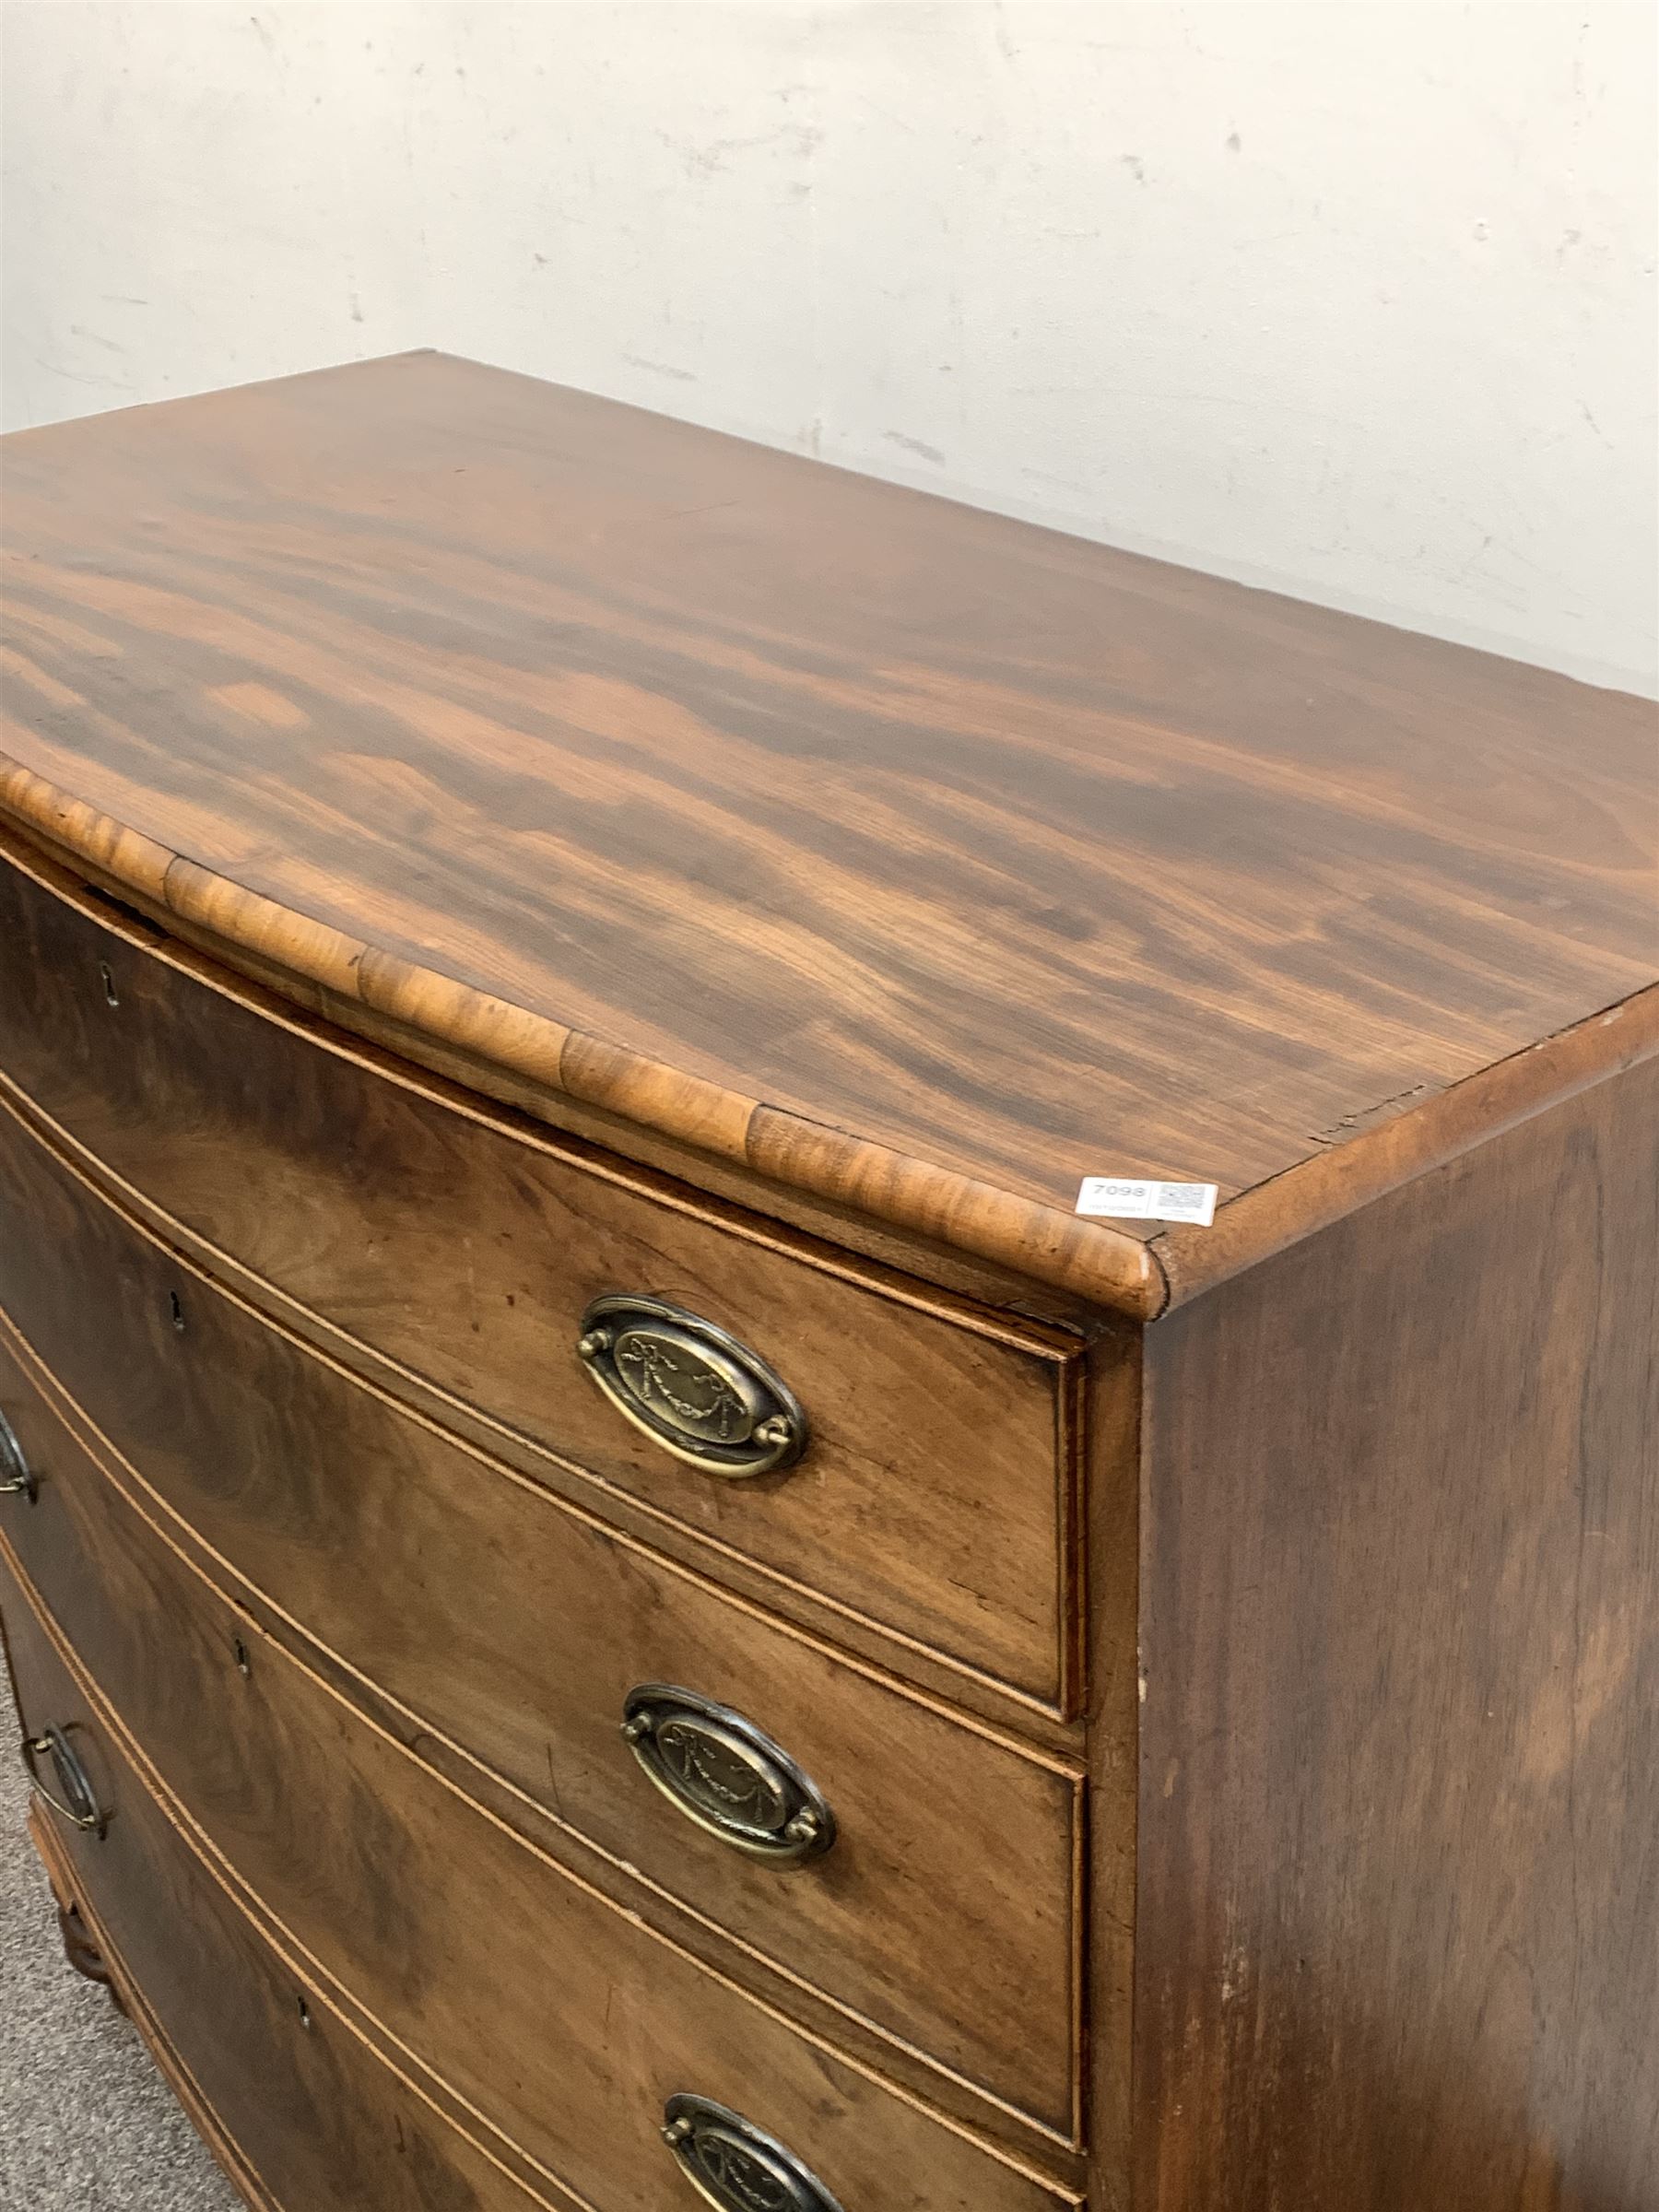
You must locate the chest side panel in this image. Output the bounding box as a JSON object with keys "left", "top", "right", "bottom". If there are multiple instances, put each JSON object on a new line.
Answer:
{"left": 1135, "top": 1052, "right": 1659, "bottom": 2207}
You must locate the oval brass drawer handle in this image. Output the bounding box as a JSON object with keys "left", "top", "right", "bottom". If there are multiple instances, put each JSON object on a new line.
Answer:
{"left": 662, "top": 2094, "right": 845, "bottom": 2212}
{"left": 622, "top": 1687, "right": 835, "bottom": 1866}
{"left": 577, "top": 1295, "right": 807, "bottom": 1479}
{"left": 21, "top": 1724, "right": 107, "bottom": 1837}
{"left": 0, "top": 1410, "right": 38, "bottom": 1503}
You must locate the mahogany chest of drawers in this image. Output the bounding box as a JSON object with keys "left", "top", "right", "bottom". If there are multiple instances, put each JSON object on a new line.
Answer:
{"left": 0, "top": 353, "right": 1653, "bottom": 2212}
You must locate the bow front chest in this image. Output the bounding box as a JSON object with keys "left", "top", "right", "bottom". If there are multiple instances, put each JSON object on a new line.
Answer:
{"left": 0, "top": 354, "right": 1653, "bottom": 2212}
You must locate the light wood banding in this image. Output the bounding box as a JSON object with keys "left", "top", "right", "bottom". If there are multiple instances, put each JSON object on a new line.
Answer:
{"left": 0, "top": 1128, "right": 1086, "bottom": 2135}
{"left": 0, "top": 1465, "right": 1081, "bottom": 2211}
{"left": 0, "top": 845, "right": 1088, "bottom": 1712}
{"left": 5, "top": 352, "right": 1653, "bottom": 1312}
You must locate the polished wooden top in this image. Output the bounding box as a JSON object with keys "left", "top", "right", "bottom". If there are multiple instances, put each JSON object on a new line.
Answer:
{"left": 2, "top": 352, "right": 1654, "bottom": 1311}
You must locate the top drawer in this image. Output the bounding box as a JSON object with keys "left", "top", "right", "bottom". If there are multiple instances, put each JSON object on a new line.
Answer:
{"left": 0, "top": 847, "right": 1083, "bottom": 1711}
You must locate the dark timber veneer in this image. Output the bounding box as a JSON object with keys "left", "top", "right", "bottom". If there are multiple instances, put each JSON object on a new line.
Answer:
{"left": 0, "top": 352, "right": 1654, "bottom": 2212}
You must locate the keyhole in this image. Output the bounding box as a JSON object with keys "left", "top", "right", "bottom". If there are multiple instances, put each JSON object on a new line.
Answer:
{"left": 168, "top": 1290, "right": 185, "bottom": 1333}
{"left": 98, "top": 961, "right": 120, "bottom": 1007}
{"left": 232, "top": 1637, "right": 252, "bottom": 1677}
{"left": 296, "top": 1994, "right": 313, "bottom": 2030}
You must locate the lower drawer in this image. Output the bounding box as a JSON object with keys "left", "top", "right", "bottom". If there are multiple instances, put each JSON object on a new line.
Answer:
{"left": 0, "top": 1413, "right": 1079, "bottom": 2209}
{"left": 4, "top": 1563, "right": 560, "bottom": 2212}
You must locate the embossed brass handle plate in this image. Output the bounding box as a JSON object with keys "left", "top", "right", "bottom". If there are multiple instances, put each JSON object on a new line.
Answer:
{"left": 662, "top": 2094, "right": 846, "bottom": 2212}
{"left": 0, "top": 1410, "right": 37, "bottom": 1502}
{"left": 21, "top": 1724, "right": 107, "bottom": 1837}
{"left": 577, "top": 1295, "right": 807, "bottom": 1478}
{"left": 622, "top": 1687, "right": 835, "bottom": 1865}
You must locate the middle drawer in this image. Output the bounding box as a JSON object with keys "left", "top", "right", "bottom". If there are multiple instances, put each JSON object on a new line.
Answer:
{"left": 0, "top": 1096, "right": 1080, "bottom": 2140}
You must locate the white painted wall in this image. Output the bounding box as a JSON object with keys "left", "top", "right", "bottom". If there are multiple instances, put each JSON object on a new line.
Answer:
{"left": 2, "top": 2, "right": 1654, "bottom": 692}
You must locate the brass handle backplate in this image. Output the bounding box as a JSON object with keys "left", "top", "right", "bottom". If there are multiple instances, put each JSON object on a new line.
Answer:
{"left": 623, "top": 1686, "right": 835, "bottom": 1866}
{"left": 662, "top": 2094, "right": 845, "bottom": 2212}
{"left": 0, "top": 1410, "right": 38, "bottom": 1502}
{"left": 21, "top": 1724, "right": 107, "bottom": 1837}
{"left": 577, "top": 1295, "right": 807, "bottom": 1479}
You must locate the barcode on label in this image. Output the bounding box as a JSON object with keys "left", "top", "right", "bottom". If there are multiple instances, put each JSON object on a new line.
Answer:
{"left": 1075, "top": 1177, "right": 1218, "bottom": 1226}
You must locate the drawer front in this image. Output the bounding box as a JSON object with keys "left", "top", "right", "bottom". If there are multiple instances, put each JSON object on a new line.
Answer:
{"left": 0, "top": 1111, "right": 1081, "bottom": 2136}
{"left": 0, "top": 847, "right": 1080, "bottom": 1709}
{"left": 2, "top": 1566, "right": 559, "bottom": 2212}
{"left": 0, "top": 1408, "right": 1078, "bottom": 2212}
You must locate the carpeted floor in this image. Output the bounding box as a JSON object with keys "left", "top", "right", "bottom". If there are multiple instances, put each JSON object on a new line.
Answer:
{"left": 0, "top": 1750, "right": 241, "bottom": 2211}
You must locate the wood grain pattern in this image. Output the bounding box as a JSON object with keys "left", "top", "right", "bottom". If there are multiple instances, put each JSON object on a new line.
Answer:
{"left": 0, "top": 848, "right": 1087, "bottom": 1712}
{"left": 6, "top": 1578, "right": 601, "bottom": 2212}
{"left": 28, "top": 1805, "right": 300, "bottom": 2212}
{"left": 5, "top": 351, "right": 1654, "bottom": 2212}
{"left": 30, "top": 1807, "right": 279, "bottom": 2212}
{"left": 1081, "top": 1323, "right": 1144, "bottom": 2212}
{"left": 0, "top": 817, "right": 1104, "bottom": 1333}
{"left": 9, "top": 1655, "right": 562, "bottom": 2212}
{"left": 0, "top": 1138, "right": 1085, "bottom": 2136}
{"left": 1134, "top": 1051, "right": 1659, "bottom": 2210}
{"left": 0, "top": 1454, "right": 1080, "bottom": 2211}
{"left": 0, "top": 1310, "right": 1083, "bottom": 2173}
{"left": 3, "top": 351, "right": 1653, "bottom": 1307}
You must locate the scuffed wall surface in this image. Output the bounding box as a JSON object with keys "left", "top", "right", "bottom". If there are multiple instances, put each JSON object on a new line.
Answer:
{"left": 1, "top": 1, "right": 1653, "bottom": 691}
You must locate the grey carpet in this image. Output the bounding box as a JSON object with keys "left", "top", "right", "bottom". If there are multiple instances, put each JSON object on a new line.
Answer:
{"left": 0, "top": 1748, "right": 241, "bottom": 2212}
